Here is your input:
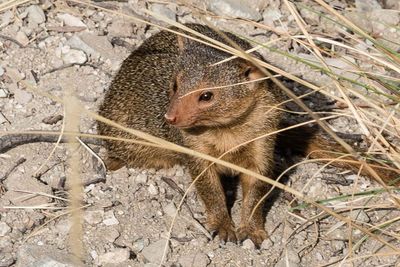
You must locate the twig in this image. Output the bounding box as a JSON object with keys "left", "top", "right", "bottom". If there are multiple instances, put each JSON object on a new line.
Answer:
{"left": 0, "top": 157, "right": 26, "bottom": 182}
{"left": 0, "top": 34, "right": 23, "bottom": 47}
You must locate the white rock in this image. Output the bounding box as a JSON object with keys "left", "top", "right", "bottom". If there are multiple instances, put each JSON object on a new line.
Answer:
{"left": 108, "top": 20, "right": 133, "bottom": 37}
{"left": 16, "top": 31, "right": 29, "bottom": 46}
{"left": 208, "top": 0, "right": 262, "bottom": 21}
{"left": 104, "top": 228, "right": 120, "bottom": 243}
{"left": 61, "top": 49, "right": 87, "bottom": 65}
{"left": 14, "top": 89, "right": 33, "bottom": 105}
{"left": 84, "top": 210, "right": 104, "bottom": 225}
{"left": 103, "top": 210, "right": 119, "bottom": 226}
{"left": 242, "top": 239, "right": 255, "bottom": 250}
{"left": 26, "top": 5, "right": 46, "bottom": 24}
{"left": 57, "top": 13, "right": 87, "bottom": 28}
{"left": 135, "top": 173, "right": 148, "bottom": 184}
{"left": 355, "top": 0, "right": 381, "bottom": 11}
{"left": 0, "top": 11, "right": 13, "bottom": 28}
{"left": 142, "top": 239, "right": 170, "bottom": 264}
{"left": 0, "top": 88, "right": 9, "bottom": 98}
{"left": 151, "top": 3, "right": 176, "bottom": 21}
{"left": 98, "top": 248, "right": 130, "bottom": 265}
{"left": 163, "top": 202, "right": 177, "bottom": 217}
{"left": 260, "top": 239, "right": 273, "bottom": 250}
{"left": 263, "top": 9, "right": 282, "bottom": 21}
{"left": 148, "top": 184, "right": 159, "bottom": 195}
{"left": 132, "top": 238, "right": 147, "bottom": 253}
{"left": 0, "top": 222, "right": 11, "bottom": 236}
{"left": 67, "top": 35, "right": 97, "bottom": 58}
{"left": 178, "top": 252, "right": 210, "bottom": 267}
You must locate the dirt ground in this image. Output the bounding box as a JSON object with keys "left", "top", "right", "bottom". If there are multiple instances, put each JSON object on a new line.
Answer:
{"left": 0, "top": 0, "right": 399, "bottom": 266}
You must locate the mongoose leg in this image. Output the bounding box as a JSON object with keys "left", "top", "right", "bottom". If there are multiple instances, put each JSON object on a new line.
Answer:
{"left": 104, "top": 156, "right": 125, "bottom": 171}
{"left": 191, "top": 165, "right": 237, "bottom": 243}
{"left": 237, "top": 174, "right": 269, "bottom": 247}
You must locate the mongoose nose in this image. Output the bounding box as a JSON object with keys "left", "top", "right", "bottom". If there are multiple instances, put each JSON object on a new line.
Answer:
{"left": 164, "top": 114, "right": 176, "bottom": 124}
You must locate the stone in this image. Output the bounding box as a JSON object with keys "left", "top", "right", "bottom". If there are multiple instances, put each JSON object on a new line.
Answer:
{"left": 163, "top": 202, "right": 177, "bottom": 217}
{"left": 61, "top": 49, "right": 87, "bottom": 65}
{"left": 67, "top": 35, "right": 97, "bottom": 58}
{"left": 84, "top": 209, "right": 104, "bottom": 225}
{"left": 78, "top": 33, "right": 114, "bottom": 60}
{"left": 208, "top": 0, "right": 262, "bottom": 21}
{"left": 5, "top": 68, "right": 25, "bottom": 83}
{"left": 104, "top": 228, "right": 120, "bottom": 243}
{"left": 151, "top": 3, "right": 176, "bottom": 21}
{"left": 97, "top": 248, "right": 130, "bottom": 265}
{"left": 132, "top": 238, "right": 147, "bottom": 253}
{"left": 15, "top": 244, "right": 74, "bottom": 267}
{"left": 0, "top": 88, "right": 9, "bottom": 98}
{"left": 0, "top": 11, "right": 13, "bottom": 28}
{"left": 0, "top": 222, "right": 11, "bottom": 236}
{"left": 15, "top": 31, "right": 29, "bottom": 46}
{"left": 3, "top": 175, "right": 52, "bottom": 206}
{"left": 57, "top": 13, "right": 87, "bottom": 28}
{"left": 26, "top": 5, "right": 46, "bottom": 24}
{"left": 108, "top": 20, "right": 134, "bottom": 37}
{"left": 275, "top": 249, "right": 300, "bottom": 267}
{"left": 355, "top": 0, "right": 381, "bottom": 11}
{"left": 148, "top": 184, "right": 159, "bottom": 195}
{"left": 0, "top": 66, "right": 4, "bottom": 76}
{"left": 142, "top": 239, "right": 170, "bottom": 264}
{"left": 14, "top": 88, "right": 33, "bottom": 105}
{"left": 103, "top": 210, "right": 119, "bottom": 226}
{"left": 263, "top": 9, "right": 282, "bottom": 22}
{"left": 242, "top": 239, "right": 255, "bottom": 250}
{"left": 260, "top": 239, "right": 273, "bottom": 250}
{"left": 135, "top": 173, "right": 148, "bottom": 184}
{"left": 178, "top": 252, "right": 210, "bottom": 267}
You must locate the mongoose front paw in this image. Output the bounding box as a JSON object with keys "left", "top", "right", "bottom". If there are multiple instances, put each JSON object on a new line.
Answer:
{"left": 237, "top": 226, "right": 268, "bottom": 247}
{"left": 207, "top": 219, "right": 237, "bottom": 244}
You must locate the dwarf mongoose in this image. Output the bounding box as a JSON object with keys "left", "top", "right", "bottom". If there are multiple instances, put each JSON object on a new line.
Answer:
{"left": 1, "top": 24, "right": 398, "bottom": 247}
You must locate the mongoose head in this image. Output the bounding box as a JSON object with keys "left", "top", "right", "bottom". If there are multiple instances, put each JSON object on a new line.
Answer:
{"left": 165, "top": 38, "right": 266, "bottom": 130}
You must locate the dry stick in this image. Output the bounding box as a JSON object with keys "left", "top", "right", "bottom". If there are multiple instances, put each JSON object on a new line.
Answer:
{"left": 64, "top": 87, "right": 83, "bottom": 265}
{"left": 0, "top": 157, "right": 26, "bottom": 182}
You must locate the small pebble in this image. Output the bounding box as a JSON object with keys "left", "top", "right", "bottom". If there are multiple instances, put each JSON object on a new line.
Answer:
{"left": 103, "top": 210, "right": 119, "bottom": 226}
{"left": 0, "top": 222, "right": 11, "bottom": 236}
{"left": 148, "top": 184, "right": 159, "bottom": 195}
{"left": 98, "top": 248, "right": 130, "bottom": 265}
{"left": 26, "top": 5, "right": 46, "bottom": 24}
{"left": 242, "top": 239, "right": 255, "bottom": 250}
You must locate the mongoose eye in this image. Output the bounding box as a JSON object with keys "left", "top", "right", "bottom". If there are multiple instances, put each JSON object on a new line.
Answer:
{"left": 199, "top": 91, "right": 213, "bottom": 102}
{"left": 244, "top": 67, "right": 252, "bottom": 78}
{"left": 173, "top": 80, "right": 178, "bottom": 92}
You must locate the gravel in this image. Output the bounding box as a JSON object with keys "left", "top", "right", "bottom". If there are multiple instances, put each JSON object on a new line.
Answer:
{"left": 0, "top": 1, "right": 398, "bottom": 266}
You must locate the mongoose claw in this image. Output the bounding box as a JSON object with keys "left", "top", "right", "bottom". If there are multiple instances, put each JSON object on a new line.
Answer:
{"left": 237, "top": 226, "right": 268, "bottom": 248}
{"left": 207, "top": 219, "right": 237, "bottom": 244}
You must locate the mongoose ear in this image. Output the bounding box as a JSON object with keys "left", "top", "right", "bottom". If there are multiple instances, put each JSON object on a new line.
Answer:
{"left": 243, "top": 64, "right": 265, "bottom": 81}
{"left": 177, "top": 35, "right": 189, "bottom": 53}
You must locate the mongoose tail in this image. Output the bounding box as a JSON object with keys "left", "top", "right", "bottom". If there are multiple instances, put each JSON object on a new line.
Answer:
{"left": 277, "top": 124, "right": 400, "bottom": 185}
{"left": 0, "top": 133, "right": 102, "bottom": 154}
